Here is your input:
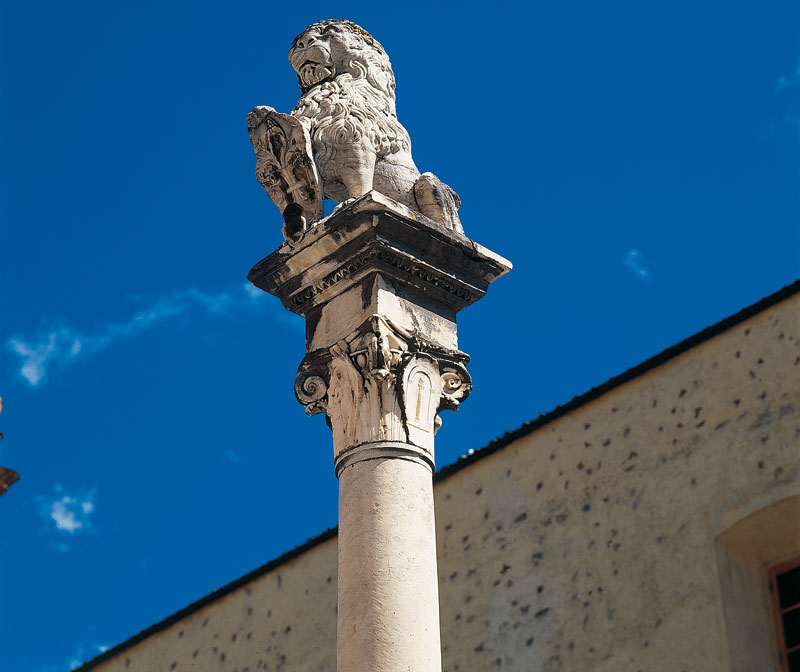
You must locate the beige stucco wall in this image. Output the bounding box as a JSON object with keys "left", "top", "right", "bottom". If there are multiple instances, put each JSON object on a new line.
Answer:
{"left": 90, "top": 538, "right": 339, "bottom": 672}
{"left": 83, "top": 290, "right": 800, "bottom": 672}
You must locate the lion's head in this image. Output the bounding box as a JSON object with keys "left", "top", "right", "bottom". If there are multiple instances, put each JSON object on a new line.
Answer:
{"left": 288, "top": 20, "right": 396, "bottom": 100}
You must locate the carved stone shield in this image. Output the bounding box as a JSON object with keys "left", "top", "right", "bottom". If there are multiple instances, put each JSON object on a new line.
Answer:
{"left": 247, "top": 106, "right": 323, "bottom": 234}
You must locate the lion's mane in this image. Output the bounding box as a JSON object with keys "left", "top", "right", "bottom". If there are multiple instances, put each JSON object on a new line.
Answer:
{"left": 289, "top": 21, "right": 412, "bottom": 168}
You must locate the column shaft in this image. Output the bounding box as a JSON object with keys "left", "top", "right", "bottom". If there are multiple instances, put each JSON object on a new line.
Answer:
{"left": 338, "top": 450, "right": 441, "bottom": 672}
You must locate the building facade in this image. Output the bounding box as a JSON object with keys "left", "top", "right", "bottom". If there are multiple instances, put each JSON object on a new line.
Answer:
{"left": 80, "top": 282, "right": 800, "bottom": 672}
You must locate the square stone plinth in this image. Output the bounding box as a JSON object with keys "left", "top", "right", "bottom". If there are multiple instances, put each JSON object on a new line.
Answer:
{"left": 248, "top": 192, "right": 511, "bottom": 352}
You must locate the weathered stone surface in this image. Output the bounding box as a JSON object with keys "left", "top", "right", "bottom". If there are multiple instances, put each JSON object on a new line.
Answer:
{"left": 250, "top": 193, "right": 507, "bottom": 460}
{"left": 296, "top": 314, "right": 471, "bottom": 461}
{"left": 244, "top": 22, "right": 511, "bottom": 672}
{"left": 248, "top": 20, "right": 464, "bottom": 239}
{"left": 248, "top": 192, "right": 510, "bottom": 321}
{"left": 247, "top": 175, "right": 508, "bottom": 670}
{"left": 246, "top": 106, "right": 322, "bottom": 243}
{"left": 338, "top": 454, "right": 441, "bottom": 672}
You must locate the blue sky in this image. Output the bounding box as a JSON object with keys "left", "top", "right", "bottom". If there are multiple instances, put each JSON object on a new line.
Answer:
{"left": 1, "top": 1, "right": 798, "bottom": 669}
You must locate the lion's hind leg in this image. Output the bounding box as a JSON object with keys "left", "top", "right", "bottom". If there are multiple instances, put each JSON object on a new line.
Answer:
{"left": 413, "top": 172, "right": 463, "bottom": 234}
{"left": 331, "top": 143, "right": 376, "bottom": 201}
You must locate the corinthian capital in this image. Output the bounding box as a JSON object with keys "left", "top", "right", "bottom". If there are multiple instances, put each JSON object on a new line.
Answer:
{"left": 294, "top": 315, "right": 471, "bottom": 466}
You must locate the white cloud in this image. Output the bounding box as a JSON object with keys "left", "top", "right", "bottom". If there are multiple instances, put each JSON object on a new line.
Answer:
{"left": 51, "top": 497, "right": 84, "bottom": 532}
{"left": 624, "top": 249, "right": 652, "bottom": 282}
{"left": 8, "top": 283, "right": 286, "bottom": 386}
{"left": 244, "top": 283, "right": 262, "bottom": 299}
{"left": 8, "top": 332, "right": 60, "bottom": 386}
{"left": 40, "top": 487, "right": 95, "bottom": 535}
{"left": 42, "top": 643, "right": 110, "bottom": 672}
{"left": 775, "top": 68, "right": 800, "bottom": 93}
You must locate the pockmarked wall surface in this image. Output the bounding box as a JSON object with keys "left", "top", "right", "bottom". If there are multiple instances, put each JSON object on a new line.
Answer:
{"left": 81, "top": 284, "right": 800, "bottom": 672}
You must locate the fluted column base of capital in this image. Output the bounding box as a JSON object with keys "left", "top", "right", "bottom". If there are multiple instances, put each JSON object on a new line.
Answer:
{"left": 337, "top": 442, "right": 442, "bottom": 672}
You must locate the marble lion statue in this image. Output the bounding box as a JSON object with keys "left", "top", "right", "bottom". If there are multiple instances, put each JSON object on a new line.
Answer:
{"left": 247, "top": 20, "right": 463, "bottom": 243}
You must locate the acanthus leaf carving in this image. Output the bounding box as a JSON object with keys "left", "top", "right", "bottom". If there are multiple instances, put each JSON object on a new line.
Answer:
{"left": 294, "top": 315, "right": 471, "bottom": 461}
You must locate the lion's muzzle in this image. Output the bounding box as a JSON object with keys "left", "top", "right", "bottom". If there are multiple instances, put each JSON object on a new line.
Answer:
{"left": 290, "top": 44, "right": 333, "bottom": 90}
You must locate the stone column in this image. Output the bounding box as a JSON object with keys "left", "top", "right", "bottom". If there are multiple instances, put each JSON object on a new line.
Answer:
{"left": 337, "top": 448, "right": 441, "bottom": 671}
{"left": 249, "top": 192, "right": 510, "bottom": 671}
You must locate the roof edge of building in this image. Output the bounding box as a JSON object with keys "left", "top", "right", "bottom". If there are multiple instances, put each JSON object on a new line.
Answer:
{"left": 436, "top": 278, "right": 800, "bottom": 481}
{"left": 77, "top": 528, "right": 338, "bottom": 670}
{"left": 78, "top": 278, "right": 800, "bottom": 670}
